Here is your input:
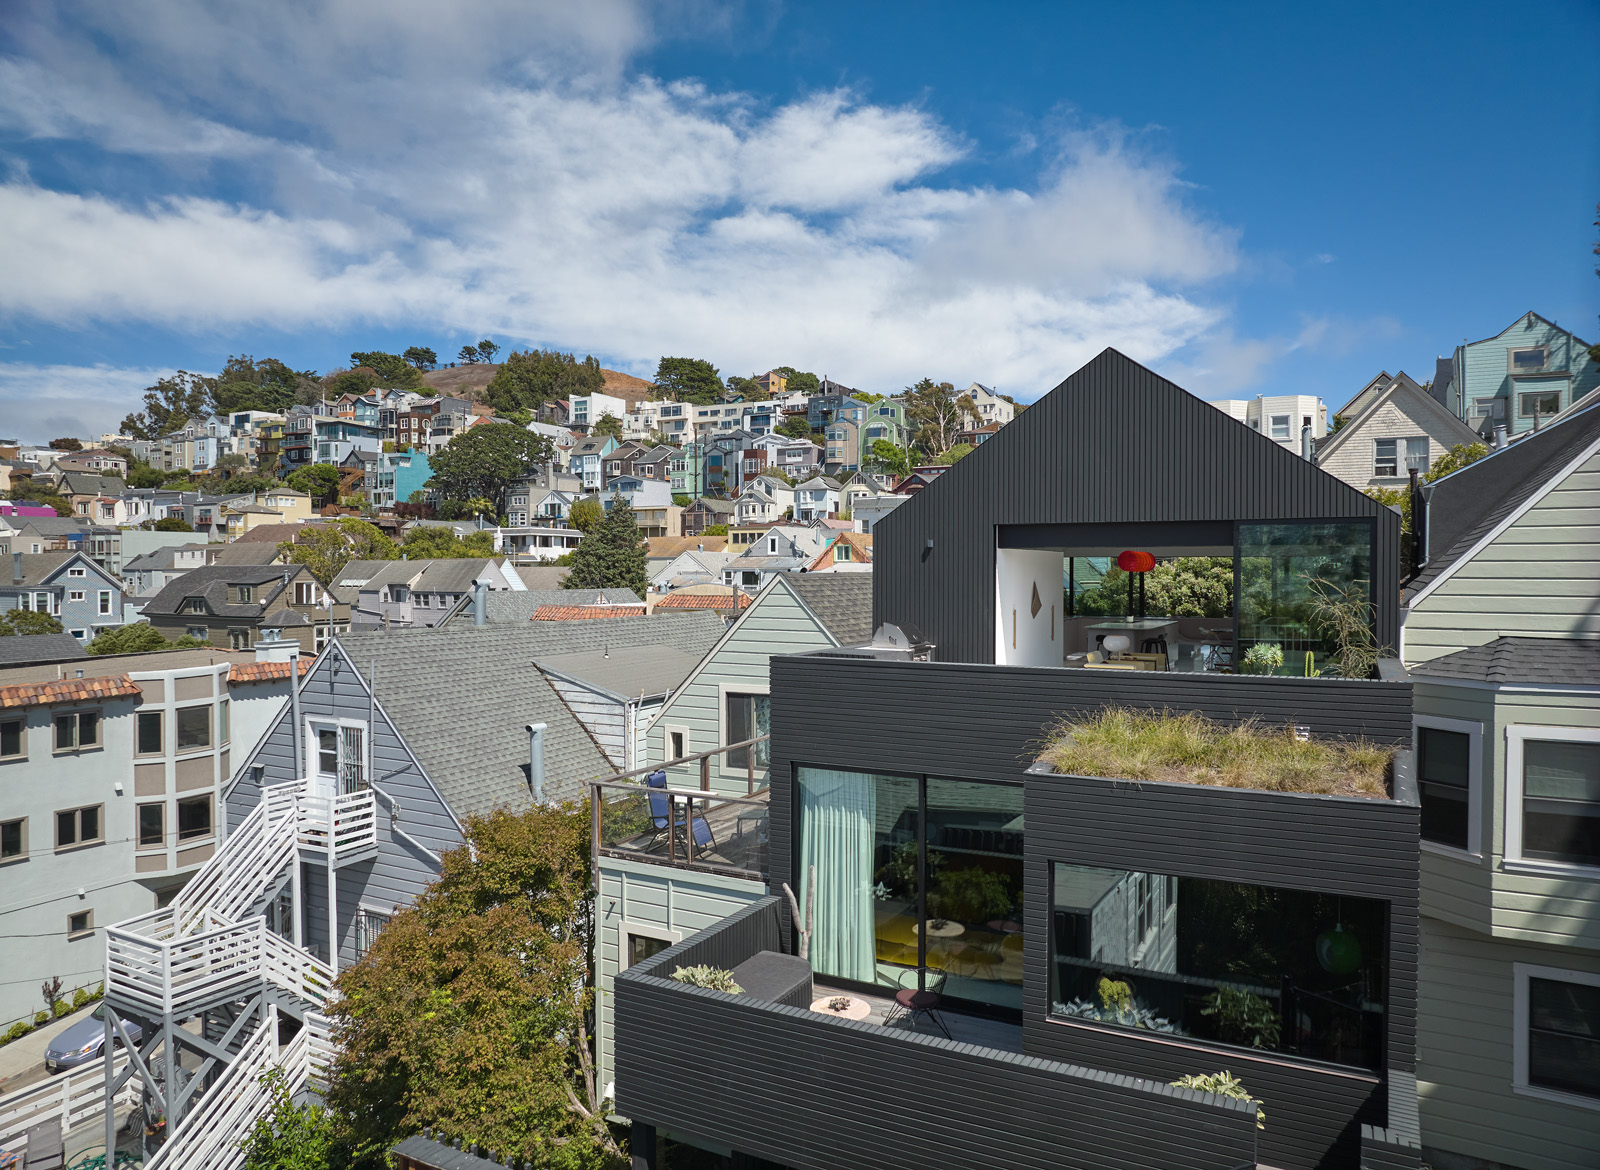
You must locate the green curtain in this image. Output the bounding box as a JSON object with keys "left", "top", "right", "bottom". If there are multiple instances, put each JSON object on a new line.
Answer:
{"left": 797, "top": 767, "right": 878, "bottom": 984}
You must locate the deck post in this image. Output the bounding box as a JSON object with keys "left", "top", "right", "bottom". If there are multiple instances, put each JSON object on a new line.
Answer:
{"left": 327, "top": 859, "right": 338, "bottom": 976}
{"left": 104, "top": 1008, "right": 116, "bottom": 1162}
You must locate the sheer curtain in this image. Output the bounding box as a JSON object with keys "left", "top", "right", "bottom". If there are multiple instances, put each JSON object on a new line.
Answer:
{"left": 797, "top": 767, "right": 877, "bottom": 984}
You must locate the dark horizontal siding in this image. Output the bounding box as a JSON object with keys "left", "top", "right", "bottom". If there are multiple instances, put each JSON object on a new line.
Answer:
{"left": 873, "top": 348, "right": 1402, "bottom": 664}
{"left": 767, "top": 654, "right": 1420, "bottom": 1170}
{"left": 617, "top": 900, "right": 1260, "bottom": 1170}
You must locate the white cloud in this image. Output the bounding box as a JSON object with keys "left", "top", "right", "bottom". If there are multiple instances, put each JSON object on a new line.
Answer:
{"left": 0, "top": 362, "right": 177, "bottom": 442}
{"left": 0, "top": 1, "right": 1246, "bottom": 403}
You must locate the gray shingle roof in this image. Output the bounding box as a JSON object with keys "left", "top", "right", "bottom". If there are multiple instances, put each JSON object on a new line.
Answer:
{"left": 0, "top": 633, "right": 89, "bottom": 666}
{"left": 5, "top": 552, "right": 77, "bottom": 584}
{"left": 788, "top": 572, "right": 874, "bottom": 645}
{"left": 1407, "top": 402, "right": 1600, "bottom": 600}
{"left": 535, "top": 644, "right": 706, "bottom": 700}
{"left": 141, "top": 564, "right": 301, "bottom": 618}
{"left": 1410, "top": 637, "right": 1600, "bottom": 686}
{"left": 440, "top": 589, "right": 644, "bottom": 626}
{"left": 336, "top": 610, "right": 724, "bottom": 814}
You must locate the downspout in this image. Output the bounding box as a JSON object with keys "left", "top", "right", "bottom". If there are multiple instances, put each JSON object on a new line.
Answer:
{"left": 526, "top": 722, "right": 548, "bottom": 803}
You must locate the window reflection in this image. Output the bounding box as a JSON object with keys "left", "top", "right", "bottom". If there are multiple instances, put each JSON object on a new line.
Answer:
{"left": 1238, "top": 521, "right": 1373, "bottom": 675}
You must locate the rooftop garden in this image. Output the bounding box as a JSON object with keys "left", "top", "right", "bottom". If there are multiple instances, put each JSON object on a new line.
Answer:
{"left": 1037, "top": 707, "right": 1394, "bottom": 799}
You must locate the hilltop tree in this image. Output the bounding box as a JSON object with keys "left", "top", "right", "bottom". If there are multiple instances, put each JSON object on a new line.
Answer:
{"left": 327, "top": 805, "right": 616, "bottom": 1168}
{"left": 475, "top": 339, "right": 500, "bottom": 364}
{"left": 904, "top": 377, "right": 964, "bottom": 456}
{"left": 278, "top": 518, "right": 398, "bottom": 586}
{"left": 403, "top": 346, "right": 438, "bottom": 371}
{"left": 457, "top": 344, "right": 481, "bottom": 365}
{"left": 653, "top": 357, "right": 723, "bottom": 405}
{"left": 120, "top": 371, "right": 213, "bottom": 440}
{"left": 427, "top": 426, "right": 553, "bottom": 508}
{"left": 562, "top": 494, "right": 647, "bottom": 597}
{"left": 349, "top": 352, "right": 424, "bottom": 389}
{"left": 725, "top": 374, "right": 768, "bottom": 400}
{"left": 210, "top": 355, "right": 320, "bottom": 414}
{"left": 484, "top": 349, "right": 604, "bottom": 414}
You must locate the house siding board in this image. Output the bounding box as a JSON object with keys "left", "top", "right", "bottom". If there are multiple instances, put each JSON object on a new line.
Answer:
{"left": 1457, "top": 315, "right": 1600, "bottom": 436}
{"left": 1405, "top": 453, "right": 1600, "bottom": 664}
{"left": 1417, "top": 917, "right": 1600, "bottom": 1170}
{"left": 875, "top": 349, "right": 1400, "bottom": 666}
{"left": 768, "top": 654, "right": 1418, "bottom": 1170}
{"left": 545, "top": 676, "right": 625, "bottom": 767}
{"left": 1317, "top": 396, "right": 1479, "bottom": 491}
{"left": 616, "top": 900, "right": 1260, "bottom": 1170}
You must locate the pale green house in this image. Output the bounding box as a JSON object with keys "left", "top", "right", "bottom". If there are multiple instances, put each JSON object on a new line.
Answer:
{"left": 1439, "top": 311, "right": 1599, "bottom": 438}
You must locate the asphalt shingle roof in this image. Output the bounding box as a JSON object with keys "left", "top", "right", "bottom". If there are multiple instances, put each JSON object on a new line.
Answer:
{"left": 141, "top": 564, "right": 302, "bottom": 619}
{"left": 536, "top": 644, "right": 706, "bottom": 700}
{"left": 787, "top": 572, "right": 874, "bottom": 645}
{"left": 0, "top": 633, "right": 89, "bottom": 666}
{"left": 336, "top": 610, "right": 723, "bottom": 813}
{"left": 1410, "top": 637, "right": 1600, "bottom": 686}
{"left": 440, "top": 589, "right": 645, "bottom": 626}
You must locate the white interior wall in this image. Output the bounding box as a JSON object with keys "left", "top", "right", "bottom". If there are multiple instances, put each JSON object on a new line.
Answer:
{"left": 995, "top": 548, "right": 1064, "bottom": 667}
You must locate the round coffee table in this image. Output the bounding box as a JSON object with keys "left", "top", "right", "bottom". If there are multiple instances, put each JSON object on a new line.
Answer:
{"left": 912, "top": 919, "right": 965, "bottom": 939}
{"left": 810, "top": 994, "right": 871, "bottom": 1021}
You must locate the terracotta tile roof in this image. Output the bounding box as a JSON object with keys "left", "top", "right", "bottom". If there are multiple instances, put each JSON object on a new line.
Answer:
{"left": 0, "top": 675, "right": 142, "bottom": 709}
{"left": 531, "top": 604, "right": 647, "bottom": 621}
{"left": 227, "top": 659, "right": 313, "bottom": 685}
{"left": 654, "top": 591, "right": 752, "bottom": 610}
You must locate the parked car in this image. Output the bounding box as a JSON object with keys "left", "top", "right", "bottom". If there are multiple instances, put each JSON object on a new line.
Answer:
{"left": 44, "top": 1005, "right": 142, "bottom": 1072}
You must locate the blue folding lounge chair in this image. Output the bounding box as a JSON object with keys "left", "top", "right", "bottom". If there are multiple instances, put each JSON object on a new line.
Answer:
{"left": 646, "top": 769, "right": 716, "bottom": 852}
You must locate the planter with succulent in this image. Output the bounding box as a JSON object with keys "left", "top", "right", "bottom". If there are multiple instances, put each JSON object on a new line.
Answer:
{"left": 1171, "top": 1070, "right": 1264, "bottom": 1130}
{"left": 671, "top": 965, "right": 743, "bottom": 993}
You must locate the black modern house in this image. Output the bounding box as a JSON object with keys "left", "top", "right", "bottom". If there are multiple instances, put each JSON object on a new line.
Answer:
{"left": 613, "top": 351, "right": 1421, "bottom": 1170}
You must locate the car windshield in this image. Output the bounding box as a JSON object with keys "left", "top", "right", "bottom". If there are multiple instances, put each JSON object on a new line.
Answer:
{"left": 91, "top": 1004, "right": 108, "bottom": 1021}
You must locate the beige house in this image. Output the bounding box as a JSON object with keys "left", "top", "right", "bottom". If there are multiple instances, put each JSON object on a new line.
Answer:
{"left": 1317, "top": 371, "right": 1482, "bottom": 491}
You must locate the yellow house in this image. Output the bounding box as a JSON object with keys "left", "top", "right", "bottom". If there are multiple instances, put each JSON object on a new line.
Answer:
{"left": 259, "top": 488, "right": 314, "bottom": 524}
{"left": 221, "top": 489, "right": 313, "bottom": 537}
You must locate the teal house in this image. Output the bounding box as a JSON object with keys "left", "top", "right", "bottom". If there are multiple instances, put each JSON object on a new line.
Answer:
{"left": 1439, "top": 311, "right": 1599, "bottom": 437}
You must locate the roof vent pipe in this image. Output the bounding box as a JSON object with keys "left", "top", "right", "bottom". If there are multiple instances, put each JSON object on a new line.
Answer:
{"left": 1493, "top": 425, "right": 1509, "bottom": 450}
{"left": 473, "top": 580, "right": 487, "bottom": 626}
{"left": 1301, "top": 423, "right": 1314, "bottom": 463}
{"left": 525, "top": 722, "right": 547, "bottom": 802}
{"left": 11, "top": 551, "right": 20, "bottom": 585}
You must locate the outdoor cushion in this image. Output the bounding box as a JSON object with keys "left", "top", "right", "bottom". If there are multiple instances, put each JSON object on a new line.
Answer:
{"left": 730, "top": 950, "right": 813, "bottom": 1009}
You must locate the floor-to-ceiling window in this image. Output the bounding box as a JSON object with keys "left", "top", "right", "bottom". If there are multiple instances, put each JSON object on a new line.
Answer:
{"left": 797, "top": 768, "right": 1023, "bottom": 1012}
{"left": 1237, "top": 521, "right": 1373, "bottom": 676}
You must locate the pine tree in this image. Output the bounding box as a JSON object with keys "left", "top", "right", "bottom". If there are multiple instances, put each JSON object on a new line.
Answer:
{"left": 561, "top": 493, "right": 648, "bottom": 597}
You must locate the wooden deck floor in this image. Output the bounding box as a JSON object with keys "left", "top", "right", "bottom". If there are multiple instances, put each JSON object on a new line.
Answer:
{"left": 813, "top": 980, "right": 1023, "bottom": 1053}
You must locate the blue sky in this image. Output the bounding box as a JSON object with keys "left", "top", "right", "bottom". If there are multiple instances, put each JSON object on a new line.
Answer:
{"left": 1, "top": 0, "right": 1596, "bottom": 442}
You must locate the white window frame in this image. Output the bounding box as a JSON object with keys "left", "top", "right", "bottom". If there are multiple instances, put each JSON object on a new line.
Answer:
{"left": 306, "top": 716, "right": 370, "bottom": 791}
{"left": 617, "top": 919, "right": 681, "bottom": 972}
{"left": 1269, "top": 415, "right": 1291, "bottom": 440}
{"left": 1513, "top": 962, "right": 1600, "bottom": 1111}
{"left": 1504, "top": 724, "right": 1600, "bottom": 877}
{"left": 665, "top": 724, "right": 690, "bottom": 763}
{"left": 1415, "top": 714, "right": 1484, "bottom": 858}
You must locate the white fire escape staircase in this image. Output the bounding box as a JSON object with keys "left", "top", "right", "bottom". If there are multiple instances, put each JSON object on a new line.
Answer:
{"left": 68, "top": 778, "right": 378, "bottom": 1170}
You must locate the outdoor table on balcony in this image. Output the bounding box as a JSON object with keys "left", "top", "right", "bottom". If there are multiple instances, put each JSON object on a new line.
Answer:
{"left": 810, "top": 994, "right": 872, "bottom": 1021}
{"left": 912, "top": 920, "right": 965, "bottom": 938}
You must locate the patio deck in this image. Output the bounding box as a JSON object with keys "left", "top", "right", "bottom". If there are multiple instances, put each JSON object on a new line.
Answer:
{"left": 811, "top": 979, "right": 1023, "bottom": 1053}
{"left": 598, "top": 786, "right": 769, "bottom": 877}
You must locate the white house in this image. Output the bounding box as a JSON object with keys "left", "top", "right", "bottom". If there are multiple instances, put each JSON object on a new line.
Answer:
{"left": 1210, "top": 393, "right": 1327, "bottom": 454}
{"left": 571, "top": 392, "right": 629, "bottom": 434}
{"left": 791, "top": 476, "right": 842, "bottom": 521}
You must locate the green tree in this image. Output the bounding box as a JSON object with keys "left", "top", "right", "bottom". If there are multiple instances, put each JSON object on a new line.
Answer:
{"left": 127, "top": 462, "right": 166, "bottom": 489}
{"left": 591, "top": 413, "right": 624, "bottom": 440}
{"left": 327, "top": 368, "right": 380, "bottom": 397}
{"left": 653, "top": 357, "right": 723, "bottom": 405}
{"left": 562, "top": 495, "right": 647, "bottom": 596}
{"left": 120, "top": 371, "right": 213, "bottom": 440}
{"left": 776, "top": 414, "right": 814, "bottom": 440}
{"left": 404, "top": 346, "right": 439, "bottom": 371}
{"left": 701, "top": 523, "right": 729, "bottom": 536}
{"left": 152, "top": 516, "right": 195, "bottom": 532}
{"left": 287, "top": 464, "right": 342, "bottom": 504}
{"left": 327, "top": 805, "right": 619, "bottom": 1169}
{"left": 214, "top": 453, "right": 250, "bottom": 474}
{"left": 279, "top": 518, "right": 398, "bottom": 586}
{"left": 1075, "top": 557, "right": 1234, "bottom": 619}
{"left": 940, "top": 442, "right": 974, "bottom": 464}
{"left": 904, "top": 378, "right": 963, "bottom": 456}
{"left": 401, "top": 527, "right": 497, "bottom": 559}
{"left": 567, "top": 496, "right": 604, "bottom": 534}
{"left": 210, "top": 355, "right": 319, "bottom": 414}
{"left": 484, "top": 350, "right": 605, "bottom": 415}
{"left": 476, "top": 339, "right": 500, "bottom": 364}
{"left": 724, "top": 374, "right": 768, "bottom": 400}
{"left": 48, "top": 437, "right": 83, "bottom": 451}
{"left": 457, "top": 344, "right": 481, "bottom": 365}
{"left": 86, "top": 623, "right": 170, "bottom": 655}
{"left": 868, "top": 439, "right": 914, "bottom": 479}
{"left": 775, "top": 367, "right": 820, "bottom": 397}
{"left": 1424, "top": 441, "right": 1489, "bottom": 482}
{"left": 349, "top": 352, "right": 424, "bottom": 389}
{"left": 427, "top": 427, "right": 553, "bottom": 506}
{"left": 8, "top": 482, "right": 74, "bottom": 516}
{"left": 0, "top": 609, "right": 65, "bottom": 636}
{"left": 240, "top": 1067, "right": 343, "bottom": 1170}
{"left": 671, "top": 494, "right": 691, "bottom": 508}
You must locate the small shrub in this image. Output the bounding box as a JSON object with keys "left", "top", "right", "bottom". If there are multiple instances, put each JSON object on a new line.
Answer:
{"left": 4, "top": 1022, "right": 32, "bottom": 1044}
{"left": 1201, "top": 986, "right": 1281, "bottom": 1049}
{"left": 53, "top": 999, "right": 72, "bottom": 1018}
{"left": 72, "top": 988, "right": 90, "bottom": 1010}
{"left": 1239, "top": 642, "right": 1283, "bottom": 675}
{"left": 34, "top": 1012, "right": 50, "bottom": 1027}
{"left": 1172, "top": 1070, "right": 1264, "bottom": 1130}
{"left": 670, "top": 965, "right": 743, "bottom": 993}
{"left": 1097, "top": 977, "right": 1133, "bottom": 1014}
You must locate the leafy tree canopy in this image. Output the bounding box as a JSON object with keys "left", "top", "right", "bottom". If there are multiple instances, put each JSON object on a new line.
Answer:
{"left": 776, "top": 414, "right": 814, "bottom": 440}
{"left": 427, "top": 426, "right": 553, "bottom": 506}
{"left": 653, "top": 357, "right": 722, "bottom": 405}
{"left": 591, "top": 413, "right": 624, "bottom": 440}
{"left": 211, "top": 354, "right": 320, "bottom": 415}
{"left": 152, "top": 516, "right": 195, "bottom": 532}
{"left": 86, "top": 623, "right": 183, "bottom": 656}
{"left": 403, "top": 346, "right": 438, "bottom": 370}
{"left": 400, "top": 527, "right": 496, "bottom": 560}
{"left": 904, "top": 377, "right": 963, "bottom": 456}
{"left": 567, "top": 496, "right": 604, "bottom": 534}
{"left": 561, "top": 494, "right": 647, "bottom": 596}
{"left": 287, "top": 464, "right": 342, "bottom": 502}
{"left": 485, "top": 350, "right": 604, "bottom": 414}
{"left": 127, "top": 462, "right": 167, "bottom": 489}
{"left": 457, "top": 344, "right": 481, "bottom": 365}
{"left": 940, "top": 442, "right": 974, "bottom": 464}
{"left": 868, "top": 439, "right": 914, "bottom": 479}
{"left": 0, "top": 609, "right": 64, "bottom": 636}
{"left": 326, "top": 367, "right": 380, "bottom": 397}
{"left": 1424, "top": 442, "right": 1488, "bottom": 483}
{"left": 774, "top": 367, "right": 820, "bottom": 397}
{"left": 700, "top": 523, "right": 729, "bottom": 536}
{"left": 278, "top": 518, "right": 398, "bottom": 585}
{"left": 476, "top": 339, "right": 500, "bottom": 364}
{"left": 1074, "top": 557, "right": 1234, "bottom": 620}
{"left": 241, "top": 1067, "right": 344, "bottom": 1170}
{"left": 49, "top": 437, "right": 83, "bottom": 451}
{"left": 8, "top": 482, "right": 75, "bottom": 516}
{"left": 349, "top": 351, "right": 424, "bottom": 389}
{"left": 671, "top": 494, "right": 691, "bottom": 508}
{"left": 724, "top": 374, "right": 767, "bottom": 400}
{"left": 120, "top": 371, "right": 213, "bottom": 440}
{"left": 327, "top": 805, "right": 618, "bottom": 1168}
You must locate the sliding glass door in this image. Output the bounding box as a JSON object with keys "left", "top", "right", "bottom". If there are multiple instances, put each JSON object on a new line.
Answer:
{"left": 797, "top": 767, "right": 1024, "bottom": 1012}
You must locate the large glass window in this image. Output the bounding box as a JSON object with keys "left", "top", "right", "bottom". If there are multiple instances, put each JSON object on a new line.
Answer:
{"left": 1238, "top": 521, "right": 1372, "bottom": 676}
{"left": 137, "top": 711, "right": 163, "bottom": 755}
{"left": 726, "top": 694, "right": 770, "bottom": 770}
{"left": 178, "top": 795, "right": 213, "bottom": 841}
{"left": 176, "top": 706, "right": 210, "bottom": 750}
{"left": 1050, "top": 862, "right": 1388, "bottom": 1070}
{"left": 797, "top": 768, "right": 1023, "bottom": 1011}
{"left": 1418, "top": 726, "right": 1471, "bottom": 849}
{"left": 1520, "top": 740, "right": 1600, "bottom": 867}
{"left": 1525, "top": 974, "right": 1600, "bottom": 1101}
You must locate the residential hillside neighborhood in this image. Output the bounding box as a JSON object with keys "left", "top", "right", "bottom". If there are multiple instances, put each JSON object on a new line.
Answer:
{"left": 1, "top": 317, "right": 1598, "bottom": 1170}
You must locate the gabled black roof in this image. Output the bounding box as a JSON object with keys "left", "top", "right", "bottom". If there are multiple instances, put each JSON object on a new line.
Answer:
{"left": 1409, "top": 401, "right": 1600, "bottom": 600}
{"left": 1410, "top": 637, "right": 1600, "bottom": 686}
{"left": 141, "top": 564, "right": 308, "bottom": 618}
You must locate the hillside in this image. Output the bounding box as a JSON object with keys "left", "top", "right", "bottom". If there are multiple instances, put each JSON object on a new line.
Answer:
{"left": 420, "top": 364, "right": 654, "bottom": 406}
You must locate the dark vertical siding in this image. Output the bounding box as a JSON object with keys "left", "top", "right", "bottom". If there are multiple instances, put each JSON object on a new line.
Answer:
{"left": 618, "top": 900, "right": 1260, "bottom": 1170}
{"left": 768, "top": 654, "right": 1419, "bottom": 1170}
{"left": 874, "top": 349, "right": 1402, "bottom": 664}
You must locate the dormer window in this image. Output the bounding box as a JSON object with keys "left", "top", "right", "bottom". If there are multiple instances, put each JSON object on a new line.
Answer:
{"left": 183, "top": 597, "right": 206, "bottom": 614}
{"left": 235, "top": 585, "right": 252, "bottom": 603}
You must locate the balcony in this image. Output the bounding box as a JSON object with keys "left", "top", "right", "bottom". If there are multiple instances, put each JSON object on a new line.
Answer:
{"left": 615, "top": 898, "right": 1261, "bottom": 1170}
